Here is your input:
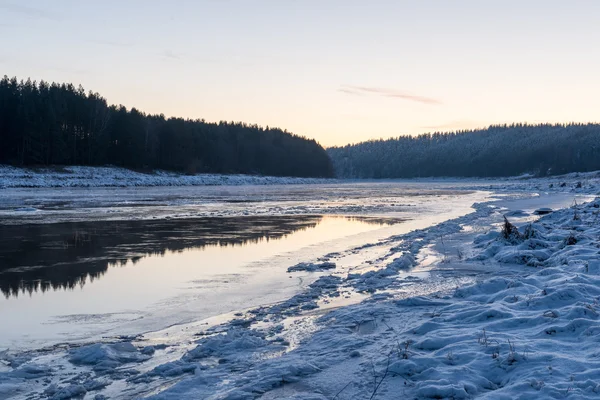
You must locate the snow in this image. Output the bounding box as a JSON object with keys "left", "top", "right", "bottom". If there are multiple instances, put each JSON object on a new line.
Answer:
{"left": 0, "top": 165, "right": 333, "bottom": 188}
{"left": 45, "top": 384, "right": 87, "bottom": 400}
{"left": 1, "top": 173, "right": 600, "bottom": 399}
{"left": 140, "top": 187, "right": 600, "bottom": 399}
{"left": 2, "top": 164, "right": 600, "bottom": 191}
{"left": 287, "top": 262, "right": 337, "bottom": 272}
{"left": 68, "top": 342, "right": 151, "bottom": 373}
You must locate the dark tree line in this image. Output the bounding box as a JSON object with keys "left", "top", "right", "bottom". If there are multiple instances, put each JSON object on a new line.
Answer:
{"left": 328, "top": 123, "right": 600, "bottom": 178}
{"left": 0, "top": 76, "right": 333, "bottom": 177}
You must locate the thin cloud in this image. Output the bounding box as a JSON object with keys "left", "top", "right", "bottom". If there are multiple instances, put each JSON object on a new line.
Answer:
{"left": 339, "top": 85, "right": 441, "bottom": 105}
{"left": 162, "top": 50, "right": 182, "bottom": 60}
{"left": 46, "top": 65, "right": 89, "bottom": 75}
{"left": 337, "top": 87, "right": 364, "bottom": 96}
{"left": 0, "top": 3, "right": 60, "bottom": 21}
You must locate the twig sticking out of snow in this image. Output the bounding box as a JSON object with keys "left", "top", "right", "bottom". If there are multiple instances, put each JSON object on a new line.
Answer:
{"left": 370, "top": 351, "right": 392, "bottom": 400}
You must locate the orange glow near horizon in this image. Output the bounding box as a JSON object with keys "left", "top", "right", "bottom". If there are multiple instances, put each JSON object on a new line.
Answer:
{"left": 2, "top": 1, "right": 599, "bottom": 147}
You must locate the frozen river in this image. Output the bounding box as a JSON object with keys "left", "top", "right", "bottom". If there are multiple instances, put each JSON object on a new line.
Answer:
{"left": 1, "top": 178, "right": 597, "bottom": 400}
{"left": 0, "top": 183, "right": 488, "bottom": 350}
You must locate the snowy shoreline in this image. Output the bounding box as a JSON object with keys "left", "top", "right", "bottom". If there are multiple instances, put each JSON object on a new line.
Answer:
{"left": 141, "top": 194, "right": 600, "bottom": 399}
{"left": 0, "top": 165, "right": 334, "bottom": 188}
{"left": 2, "top": 178, "right": 600, "bottom": 399}
{"left": 134, "top": 192, "right": 600, "bottom": 399}
{"left": 3, "top": 164, "right": 600, "bottom": 190}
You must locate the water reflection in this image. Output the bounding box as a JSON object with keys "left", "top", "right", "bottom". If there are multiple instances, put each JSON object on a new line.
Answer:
{"left": 0, "top": 216, "right": 323, "bottom": 298}
{"left": 345, "top": 216, "right": 406, "bottom": 226}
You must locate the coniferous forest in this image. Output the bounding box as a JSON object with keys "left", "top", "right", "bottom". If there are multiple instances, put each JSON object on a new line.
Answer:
{"left": 0, "top": 76, "right": 333, "bottom": 177}
{"left": 3, "top": 76, "right": 600, "bottom": 180}
{"left": 328, "top": 124, "right": 600, "bottom": 178}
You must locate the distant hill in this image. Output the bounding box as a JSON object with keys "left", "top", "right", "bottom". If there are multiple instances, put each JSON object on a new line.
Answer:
{"left": 0, "top": 76, "right": 333, "bottom": 178}
{"left": 328, "top": 124, "right": 600, "bottom": 178}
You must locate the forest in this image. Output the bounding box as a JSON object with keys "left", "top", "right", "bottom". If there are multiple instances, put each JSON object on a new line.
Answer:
{"left": 0, "top": 76, "right": 333, "bottom": 178}
{"left": 328, "top": 123, "right": 600, "bottom": 178}
{"left": 3, "top": 75, "right": 599, "bottom": 180}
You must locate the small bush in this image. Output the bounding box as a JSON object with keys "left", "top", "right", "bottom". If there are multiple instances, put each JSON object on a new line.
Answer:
{"left": 565, "top": 233, "right": 577, "bottom": 246}
{"left": 501, "top": 216, "right": 522, "bottom": 242}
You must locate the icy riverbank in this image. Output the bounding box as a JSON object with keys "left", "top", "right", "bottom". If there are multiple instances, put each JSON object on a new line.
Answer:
{"left": 1, "top": 177, "right": 600, "bottom": 399}
{"left": 139, "top": 195, "right": 600, "bottom": 399}
{"left": 2, "top": 165, "right": 600, "bottom": 190}
{"left": 0, "top": 165, "right": 333, "bottom": 188}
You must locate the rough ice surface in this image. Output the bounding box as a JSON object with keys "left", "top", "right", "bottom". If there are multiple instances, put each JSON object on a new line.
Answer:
{"left": 287, "top": 262, "right": 337, "bottom": 273}
{"left": 1, "top": 170, "right": 600, "bottom": 399}
{"left": 68, "top": 342, "right": 151, "bottom": 373}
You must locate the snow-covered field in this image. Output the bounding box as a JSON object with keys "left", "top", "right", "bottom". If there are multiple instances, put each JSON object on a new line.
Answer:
{"left": 0, "top": 165, "right": 333, "bottom": 188}
{"left": 1, "top": 172, "right": 600, "bottom": 399}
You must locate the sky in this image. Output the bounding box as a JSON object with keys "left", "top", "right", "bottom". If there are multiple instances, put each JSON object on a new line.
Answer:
{"left": 1, "top": 0, "right": 599, "bottom": 147}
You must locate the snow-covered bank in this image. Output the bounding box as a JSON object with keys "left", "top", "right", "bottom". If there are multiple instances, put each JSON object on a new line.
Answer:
{"left": 0, "top": 165, "right": 333, "bottom": 188}
{"left": 2, "top": 165, "right": 600, "bottom": 190}
{"left": 348, "top": 170, "right": 600, "bottom": 194}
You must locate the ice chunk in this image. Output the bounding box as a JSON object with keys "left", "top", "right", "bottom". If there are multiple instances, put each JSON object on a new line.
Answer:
{"left": 48, "top": 384, "right": 87, "bottom": 400}
{"left": 68, "top": 342, "right": 150, "bottom": 372}
{"left": 14, "top": 207, "right": 38, "bottom": 212}
{"left": 287, "top": 262, "right": 336, "bottom": 272}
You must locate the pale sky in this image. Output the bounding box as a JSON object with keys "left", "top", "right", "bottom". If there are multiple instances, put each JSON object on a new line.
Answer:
{"left": 1, "top": 0, "right": 599, "bottom": 147}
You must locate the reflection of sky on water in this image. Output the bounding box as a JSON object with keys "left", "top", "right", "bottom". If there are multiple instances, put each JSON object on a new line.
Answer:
{"left": 0, "top": 215, "right": 398, "bottom": 349}
{"left": 0, "top": 185, "right": 489, "bottom": 350}
{"left": 0, "top": 215, "right": 400, "bottom": 299}
{"left": 0, "top": 215, "right": 321, "bottom": 298}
